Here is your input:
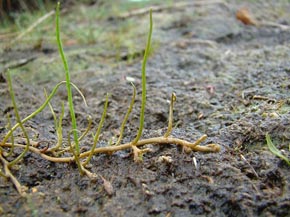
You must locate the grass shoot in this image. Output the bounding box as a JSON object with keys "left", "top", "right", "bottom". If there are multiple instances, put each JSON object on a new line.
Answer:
{"left": 266, "top": 133, "right": 290, "bottom": 166}
{"left": 56, "top": 2, "right": 80, "bottom": 155}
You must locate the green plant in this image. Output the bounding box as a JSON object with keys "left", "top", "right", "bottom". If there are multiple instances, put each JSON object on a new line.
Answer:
{"left": 0, "top": 2, "right": 220, "bottom": 196}
{"left": 56, "top": 2, "right": 80, "bottom": 155}
{"left": 266, "top": 133, "right": 290, "bottom": 166}
{"left": 6, "top": 70, "right": 31, "bottom": 168}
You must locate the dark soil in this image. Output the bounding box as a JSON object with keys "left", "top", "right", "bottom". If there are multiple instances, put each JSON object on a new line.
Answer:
{"left": 1, "top": 1, "right": 290, "bottom": 216}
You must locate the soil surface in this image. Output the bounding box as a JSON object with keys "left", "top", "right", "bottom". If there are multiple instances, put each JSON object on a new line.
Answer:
{"left": 1, "top": 1, "right": 290, "bottom": 216}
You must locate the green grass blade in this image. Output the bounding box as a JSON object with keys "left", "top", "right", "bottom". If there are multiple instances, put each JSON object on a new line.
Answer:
{"left": 44, "top": 88, "right": 58, "bottom": 128}
{"left": 132, "top": 9, "right": 153, "bottom": 144}
{"left": 0, "top": 169, "right": 6, "bottom": 178}
{"left": 78, "top": 115, "right": 92, "bottom": 142}
{"left": 70, "top": 82, "right": 88, "bottom": 107}
{"left": 44, "top": 89, "right": 64, "bottom": 153}
{"left": 83, "top": 94, "right": 109, "bottom": 166}
{"left": 1, "top": 80, "right": 84, "bottom": 147}
{"left": 115, "top": 82, "right": 136, "bottom": 146}
{"left": 56, "top": 2, "right": 79, "bottom": 154}
{"left": 68, "top": 131, "right": 84, "bottom": 175}
{"left": 5, "top": 114, "right": 15, "bottom": 157}
{"left": 6, "top": 70, "right": 31, "bottom": 167}
{"left": 1, "top": 81, "right": 66, "bottom": 145}
{"left": 266, "top": 133, "right": 290, "bottom": 166}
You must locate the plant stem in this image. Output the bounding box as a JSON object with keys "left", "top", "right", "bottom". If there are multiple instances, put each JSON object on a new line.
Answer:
{"left": 56, "top": 2, "right": 79, "bottom": 154}
{"left": 1, "top": 81, "right": 83, "bottom": 147}
{"left": 115, "top": 83, "right": 136, "bottom": 146}
{"left": 132, "top": 9, "right": 153, "bottom": 144}
{"left": 5, "top": 114, "right": 15, "bottom": 157}
{"left": 1, "top": 81, "right": 65, "bottom": 146}
{"left": 83, "top": 94, "right": 109, "bottom": 166}
{"left": 2, "top": 135, "right": 221, "bottom": 163}
{"left": 6, "top": 70, "right": 30, "bottom": 167}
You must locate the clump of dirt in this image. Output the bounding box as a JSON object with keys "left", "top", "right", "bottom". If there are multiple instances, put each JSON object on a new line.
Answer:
{"left": 1, "top": 1, "right": 290, "bottom": 216}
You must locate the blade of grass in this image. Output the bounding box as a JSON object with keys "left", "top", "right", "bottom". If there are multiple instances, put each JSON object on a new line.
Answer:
{"left": 1, "top": 81, "right": 85, "bottom": 147}
{"left": 115, "top": 82, "right": 136, "bottom": 146}
{"left": 1, "top": 81, "right": 65, "bottom": 145}
{"left": 132, "top": 9, "right": 153, "bottom": 144}
{"left": 5, "top": 114, "right": 15, "bottom": 157}
{"left": 78, "top": 115, "right": 92, "bottom": 142}
{"left": 266, "top": 133, "right": 290, "bottom": 166}
{"left": 6, "top": 70, "right": 31, "bottom": 167}
{"left": 0, "top": 169, "right": 6, "bottom": 178}
{"left": 83, "top": 94, "right": 109, "bottom": 166}
{"left": 44, "top": 88, "right": 58, "bottom": 128}
{"left": 68, "top": 131, "right": 84, "bottom": 175}
{"left": 53, "top": 102, "right": 64, "bottom": 152}
{"left": 44, "top": 87, "right": 64, "bottom": 153}
{"left": 56, "top": 2, "right": 79, "bottom": 154}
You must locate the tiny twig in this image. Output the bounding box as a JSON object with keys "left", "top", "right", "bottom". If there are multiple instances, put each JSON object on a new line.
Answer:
{"left": 240, "top": 154, "right": 259, "bottom": 178}
{"left": 172, "top": 38, "right": 218, "bottom": 49}
{"left": 116, "top": 0, "right": 228, "bottom": 19}
{"left": 6, "top": 10, "right": 55, "bottom": 49}
{"left": 259, "top": 21, "right": 290, "bottom": 31}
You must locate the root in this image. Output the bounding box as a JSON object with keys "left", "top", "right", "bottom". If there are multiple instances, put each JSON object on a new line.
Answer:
{"left": 1, "top": 134, "right": 220, "bottom": 194}
{"left": 0, "top": 155, "right": 27, "bottom": 197}
{"left": 2, "top": 135, "right": 220, "bottom": 163}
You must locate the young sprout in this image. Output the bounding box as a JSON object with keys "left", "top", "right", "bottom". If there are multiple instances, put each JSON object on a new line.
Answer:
{"left": 44, "top": 88, "right": 64, "bottom": 153}
{"left": 266, "top": 133, "right": 290, "bottom": 166}
{"left": 132, "top": 9, "right": 153, "bottom": 145}
{"left": 114, "top": 83, "right": 136, "bottom": 146}
{"left": 83, "top": 93, "right": 109, "bottom": 166}
{"left": 68, "top": 131, "right": 84, "bottom": 175}
{"left": 56, "top": 2, "right": 80, "bottom": 155}
{"left": 78, "top": 115, "right": 93, "bottom": 142}
{"left": 1, "top": 81, "right": 66, "bottom": 146}
{"left": 5, "top": 114, "right": 15, "bottom": 157}
{"left": 131, "top": 9, "right": 153, "bottom": 161}
{"left": 6, "top": 70, "right": 31, "bottom": 167}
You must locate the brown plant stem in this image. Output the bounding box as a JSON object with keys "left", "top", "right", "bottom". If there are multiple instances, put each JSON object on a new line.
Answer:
{"left": 1, "top": 135, "right": 221, "bottom": 163}
{"left": 0, "top": 155, "right": 27, "bottom": 197}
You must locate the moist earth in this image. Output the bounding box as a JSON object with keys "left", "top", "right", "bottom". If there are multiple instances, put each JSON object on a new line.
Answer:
{"left": 0, "top": 1, "right": 290, "bottom": 216}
